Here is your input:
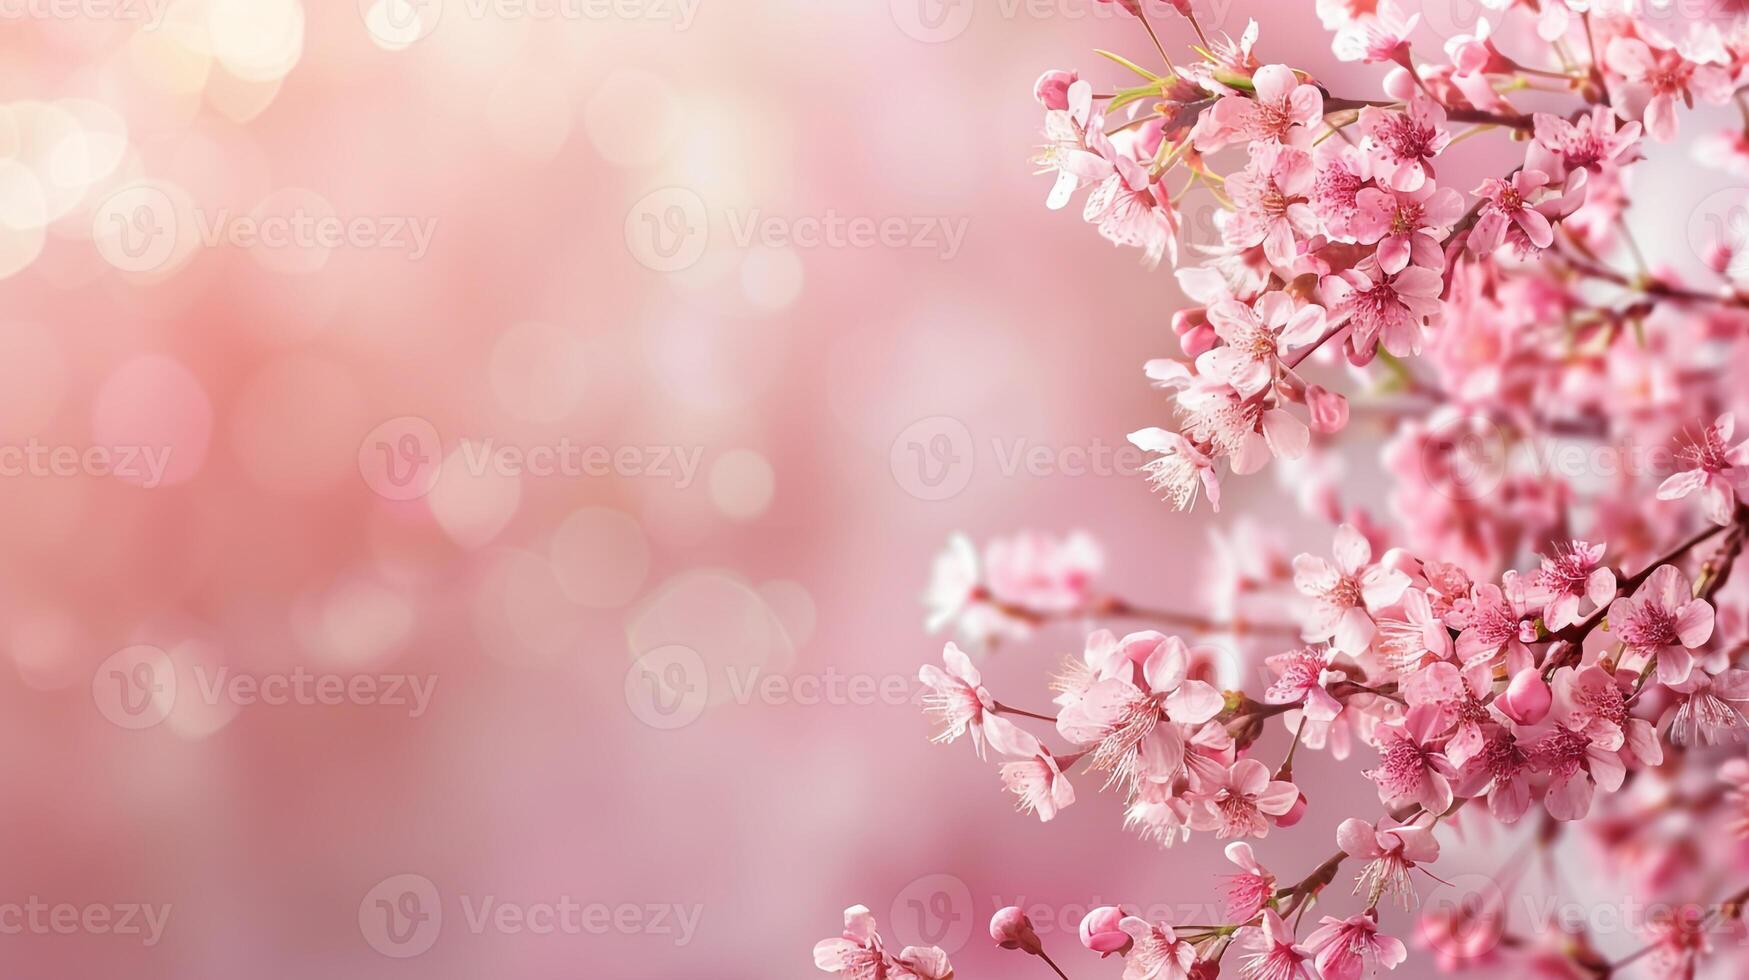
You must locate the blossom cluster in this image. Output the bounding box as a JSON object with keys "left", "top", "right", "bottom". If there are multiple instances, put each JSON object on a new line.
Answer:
{"left": 818, "top": 3, "right": 1749, "bottom": 979}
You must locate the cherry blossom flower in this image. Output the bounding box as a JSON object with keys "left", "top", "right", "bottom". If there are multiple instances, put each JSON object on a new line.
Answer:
{"left": 1173, "top": 375, "right": 1310, "bottom": 475}
{"left": 997, "top": 727, "right": 1077, "bottom": 822}
{"left": 1533, "top": 721, "right": 1626, "bottom": 822}
{"left": 1376, "top": 587, "right": 1454, "bottom": 670}
{"left": 1470, "top": 170, "right": 1556, "bottom": 254}
{"left": 1605, "top": 37, "right": 1734, "bottom": 142}
{"left": 1081, "top": 906, "right": 1134, "bottom": 957}
{"left": 1221, "top": 840, "right": 1277, "bottom": 920}
{"left": 1197, "top": 292, "right": 1327, "bottom": 396}
{"left": 1321, "top": 256, "right": 1443, "bottom": 361}
{"left": 1080, "top": 126, "right": 1180, "bottom": 266}
{"left": 1305, "top": 913, "right": 1408, "bottom": 980}
{"left": 1606, "top": 565, "right": 1715, "bottom": 686}
{"left": 1365, "top": 705, "right": 1457, "bottom": 814}
{"left": 1332, "top": 1, "right": 1418, "bottom": 65}
{"left": 1530, "top": 540, "right": 1617, "bottom": 631}
{"left": 1527, "top": 108, "right": 1642, "bottom": 183}
{"left": 1338, "top": 815, "right": 1440, "bottom": 907}
{"left": 815, "top": 906, "right": 954, "bottom": 980}
{"left": 1448, "top": 576, "right": 1539, "bottom": 674}
{"left": 1657, "top": 414, "right": 1749, "bottom": 526}
{"left": 918, "top": 642, "right": 1029, "bottom": 760}
{"left": 1129, "top": 427, "right": 1221, "bottom": 512}
{"left": 1234, "top": 909, "right": 1315, "bottom": 980}
{"left": 1185, "top": 758, "right": 1299, "bottom": 839}
{"left": 1056, "top": 633, "right": 1225, "bottom": 791}
{"left": 1312, "top": 142, "right": 1383, "bottom": 243}
{"left": 923, "top": 534, "right": 980, "bottom": 634}
{"left": 1225, "top": 143, "right": 1319, "bottom": 269}
{"left": 1294, "top": 524, "right": 1413, "bottom": 655}
{"left": 1192, "top": 64, "right": 1324, "bottom": 152}
{"left": 1359, "top": 97, "right": 1450, "bottom": 192}
{"left": 1119, "top": 918, "right": 1199, "bottom": 980}
{"left": 1354, "top": 181, "right": 1465, "bottom": 274}
{"left": 1661, "top": 664, "right": 1749, "bottom": 747}
{"left": 983, "top": 530, "right": 1103, "bottom": 615}
{"left": 1455, "top": 724, "right": 1537, "bottom": 823}
{"left": 1264, "top": 646, "right": 1346, "bottom": 721}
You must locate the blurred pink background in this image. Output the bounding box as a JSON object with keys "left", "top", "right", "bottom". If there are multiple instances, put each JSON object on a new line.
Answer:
{"left": 0, "top": 0, "right": 1737, "bottom": 976}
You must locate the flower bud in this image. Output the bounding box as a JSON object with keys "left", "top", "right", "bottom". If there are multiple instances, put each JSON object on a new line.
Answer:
{"left": 1305, "top": 385, "right": 1350, "bottom": 434}
{"left": 1500, "top": 669, "right": 1552, "bottom": 726}
{"left": 1274, "top": 791, "right": 1309, "bottom": 828}
{"left": 1079, "top": 906, "right": 1132, "bottom": 956}
{"left": 1173, "top": 307, "right": 1218, "bottom": 358}
{"left": 1033, "top": 70, "right": 1078, "bottom": 110}
{"left": 990, "top": 906, "right": 1043, "bottom": 955}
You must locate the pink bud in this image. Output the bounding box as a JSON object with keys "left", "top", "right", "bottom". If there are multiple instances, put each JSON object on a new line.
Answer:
{"left": 1033, "top": 70, "right": 1078, "bottom": 111}
{"left": 1173, "top": 308, "right": 1218, "bottom": 358}
{"left": 991, "top": 906, "right": 1043, "bottom": 955}
{"left": 1501, "top": 669, "right": 1552, "bottom": 726}
{"left": 1079, "top": 906, "right": 1132, "bottom": 956}
{"left": 1305, "top": 385, "right": 1350, "bottom": 434}
{"left": 1274, "top": 791, "right": 1309, "bottom": 828}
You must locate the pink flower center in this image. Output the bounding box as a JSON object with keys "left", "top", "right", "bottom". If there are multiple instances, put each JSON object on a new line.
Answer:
{"left": 1536, "top": 726, "right": 1590, "bottom": 779}
{"left": 1315, "top": 162, "right": 1362, "bottom": 209}
{"left": 1374, "top": 734, "right": 1430, "bottom": 796}
{"left": 1679, "top": 427, "right": 1731, "bottom": 473}
{"left": 1535, "top": 548, "right": 1595, "bottom": 596}
{"left": 1620, "top": 602, "right": 1679, "bottom": 649}
{"left": 1390, "top": 201, "right": 1424, "bottom": 235}
{"left": 1481, "top": 731, "right": 1530, "bottom": 780}
{"left": 1376, "top": 113, "right": 1437, "bottom": 163}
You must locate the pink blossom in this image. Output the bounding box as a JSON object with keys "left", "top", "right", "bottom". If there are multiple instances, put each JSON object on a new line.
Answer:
{"left": 1192, "top": 64, "right": 1324, "bottom": 152}
{"left": 1293, "top": 523, "right": 1412, "bottom": 655}
{"left": 1081, "top": 905, "right": 1134, "bottom": 956}
{"left": 815, "top": 906, "right": 954, "bottom": 980}
{"left": 1448, "top": 576, "right": 1538, "bottom": 674}
{"left": 1527, "top": 108, "right": 1642, "bottom": 183}
{"left": 1332, "top": 2, "right": 1417, "bottom": 65}
{"left": 1304, "top": 913, "right": 1407, "bottom": 980}
{"left": 1606, "top": 565, "right": 1715, "bottom": 685}
{"left": 1311, "top": 142, "right": 1383, "bottom": 243}
{"left": 1234, "top": 909, "right": 1314, "bottom": 980}
{"left": 1353, "top": 181, "right": 1465, "bottom": 273}
{"left": 1056, "top": 633, "right": 1225, "bottom": 791}
{"left": 1263, "top": 645, "right": 1345, "bottom": 721}
{"left": 1532, "top": 720, "right": 1625, "bottom": 822}
{"left": 1321, "top": 256, "right": 1443, "bottom": 361}
{"left": 1185, "top": 758, "right": 1299, "bottom": 839}
{"left": 1500, "top": 669, "right": 1552, "bottom": 727}
{"left": 1530, "top": 540, "right": 1617, "bottom": 631}
{"left": 1175, "top": 376, "right": 1310, "bottom": 474}
{"left": 1119, "top": 918, "right": 1199, "bottom": 980}
{"left": 1129, "top": 426, "right": 1221, "bottom": 512}
{"left": 1376, "top": 587, "right": 1454, "bottom": 671}
{"left": 1454, "top": 724, "right": 1537, "bottom": 823}
{"left": 923, "top": 534, "right": 981, "bottom": 635}
{"left": 1337, "top": 814, "right": 1440, "bottom": 907}
{"left": 1364, "top": 704, "right": 1457, "bottom": 814}
{"left": 1470, "top": 170, "right": 1555, "bottom": 254}
{"left": 1605, "top": 37, "right": 1734, "bottom": 142}
{"left": 1221, "top": 840, "right": 1277, "bottom": 920}
{"left": 1080, "top": 126, "right": 1180, "bottom": 266}
{"left": 1359, "top": 97, "right": 1450, "bottom": 192}
{"left": 1033, "top": 69, "right": 1078, "bottom": 111}
{"left": 1197, "top": 292, "right": 1328, "bottom": 395}
{"left": 997, "top": 727, "right": 1077, "bottom": 822}
{"left": 1657, "top": 413, "right": 1749, "bottom": 526}
{"left": 1662, "top": 662, "right": 1749, "bottom": 746}
{"left": 918, "top": 642, "right": 1028, "bottom": 760}
{"left": 983, "top": 530, "right": 1103, "bottom": 615}
{"left": 1226, "top": 143, "right": 1318, "bottom": 269}
{"left": 990, "top": 907, "right": 1043, "bottom": 954}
